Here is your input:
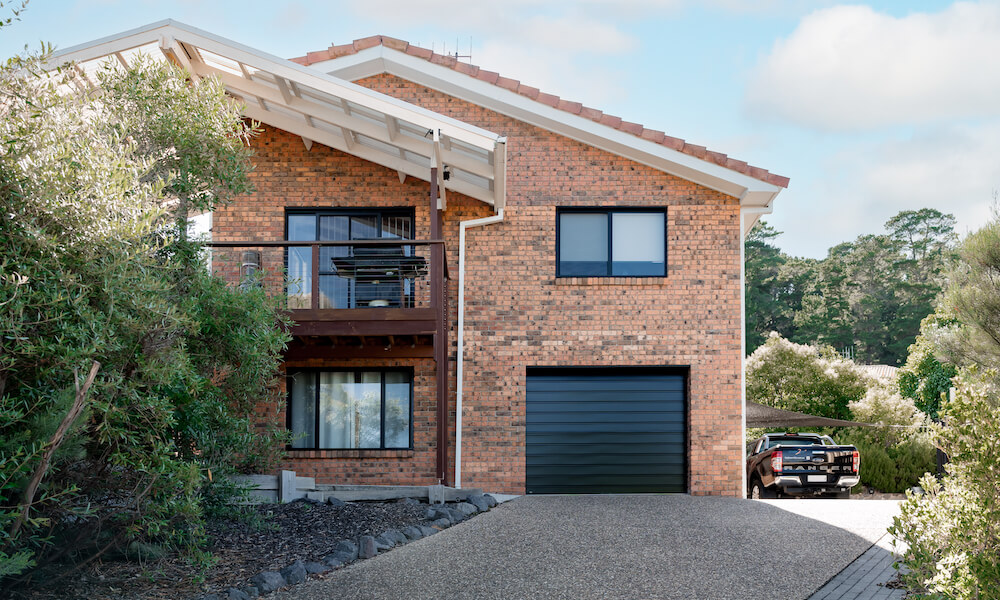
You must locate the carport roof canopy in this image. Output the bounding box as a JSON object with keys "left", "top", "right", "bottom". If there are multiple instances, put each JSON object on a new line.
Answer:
{"left": 47, "top": 20, "right": 507, "bottom": 211}
{"left": 746, "top": 401, "right": 873, "bottom": 429}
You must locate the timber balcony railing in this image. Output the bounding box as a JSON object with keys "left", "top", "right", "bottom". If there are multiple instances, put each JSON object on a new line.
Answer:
{"left": 204, "top": 239, "right": 448, "bottom": 338}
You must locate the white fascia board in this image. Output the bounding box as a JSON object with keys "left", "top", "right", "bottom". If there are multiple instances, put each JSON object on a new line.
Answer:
{"left": 312, "top": 47, "right": 784, "bottom": 203}
{"left": 50, "top": 20, "right": 503, "bottom": 152}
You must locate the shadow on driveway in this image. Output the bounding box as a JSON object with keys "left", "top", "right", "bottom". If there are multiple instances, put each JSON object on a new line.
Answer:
{"left": 272, "top": 495, "right": 900, "bottom": 600}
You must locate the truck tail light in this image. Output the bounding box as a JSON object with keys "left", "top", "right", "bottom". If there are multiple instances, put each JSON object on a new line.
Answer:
{"left": 771, "top": 451, "right": 783, "bottom": 473}
{"left": 852, "top": 450, "right": 860, "bottom": 473}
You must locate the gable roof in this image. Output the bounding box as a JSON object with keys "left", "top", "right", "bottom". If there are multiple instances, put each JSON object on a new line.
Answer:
{"left": 292, "top": 36, "right": 788, "bottom": 232}
{"left": 47, "top": 20, "right": 507, "bottom": 209}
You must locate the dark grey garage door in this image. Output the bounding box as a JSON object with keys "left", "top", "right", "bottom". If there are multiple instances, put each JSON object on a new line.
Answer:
{"left": 526, "top": 368, "right": 687, "bottom": 494}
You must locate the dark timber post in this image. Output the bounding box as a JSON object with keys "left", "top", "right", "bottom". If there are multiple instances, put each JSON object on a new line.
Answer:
{"left": 430, "top": 166, "right": 449, "bottom": 485}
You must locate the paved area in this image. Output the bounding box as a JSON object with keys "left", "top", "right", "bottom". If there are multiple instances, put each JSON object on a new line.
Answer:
{"left": 809, "top": 534, "right": 907, "bottom": 600}
{"left": 274, "top": 496, "right": 901, "bottom": 600}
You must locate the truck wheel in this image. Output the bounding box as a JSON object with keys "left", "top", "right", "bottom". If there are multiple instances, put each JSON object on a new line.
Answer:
{"left": 749, "top": 478, "right": 776, "bottom": 499}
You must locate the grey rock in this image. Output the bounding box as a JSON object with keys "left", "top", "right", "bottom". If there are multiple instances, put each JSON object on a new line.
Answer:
{"left": 294, "top": 496, "right": 323, "bottom": 506}
{"left": 304, "top": 561, "right": 329, "bottom": 574}
{"left": 321, "top": 554, "right": 345, "bottom": 567}
{"left": 358, "top": 535, "right": 378, "bottom": 559}
{"left": 423, "top": 507, "right": 441, "bottom": 520}
{"left": 240, "top": 585, "right": 259, "bottom": 599}
{"left": 430, "top": 518, "right": 451, "bottom": 528}
{"left": 225, "top": 588, "right": 250, "bottom": 600}
{"left": 373, "top": 533, "right": 395, "bottom": 550}
{"left": 333, "top": 539, "right": 358, "bottom": 561}
{"left": 398, "top": 497, "right": 421, "bottom": 505}
{"left": 326, "top": 496, "right": 346, "bottom": 507}
{"left": 467, "top": 494, "right": 491, "bottom": 512}
{"left": 401, "top": 525, "right": 424, "bottom": 541}
{"left": 445, "top": 507, "right": 466, "bottom": 522}
{"left": 280, "top": 560, "right": 307, "bottom": 585}
{"left": 417, "top": 524, "right": 438, "bottom": 537}
{"left": 482, "top": 494, "right": 498, "bottom": 508}
{"left": 202, "top": 595, "right": 221, "bottom": 600}
{"left": 384, "top": 529, "right": 408, "bottom": 545}
{"left": 249, "top": 571, "right": 285, "bottom": 594}
{"left": 454, "top": 501, "right": 479, "bottom": 516}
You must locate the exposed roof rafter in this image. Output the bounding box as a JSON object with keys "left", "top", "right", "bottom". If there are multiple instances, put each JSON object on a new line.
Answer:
{"left": 49, "top": 19, "right": 507, "bottom": 209}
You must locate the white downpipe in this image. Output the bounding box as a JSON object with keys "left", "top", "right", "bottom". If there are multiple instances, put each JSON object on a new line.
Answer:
{"left": 455, "top": 208, "right": 505, "bottom": 488}
{"left": 740, "top": 204, "right": 772, "bottom": 498}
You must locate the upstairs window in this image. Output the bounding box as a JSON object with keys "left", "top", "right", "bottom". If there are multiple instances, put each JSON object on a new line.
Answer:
{"left": 557, "top": 209, "right": 666, "bottom": 277}
{"left": 286, "top": 209, "right": 415, "bottom": 309}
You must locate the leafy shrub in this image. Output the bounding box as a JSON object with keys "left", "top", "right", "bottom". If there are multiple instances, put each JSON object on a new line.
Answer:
{"left": 849, "top": 385, "right": 923, "bottom": 447}
{"left": 891, "top": 370, "right": 1000, "bottom": 598}
{"left": 0, "top": 50, "right": 289, "bottom": 584}
{"left": 834, "top": 428, "right": 936, "bottom": 493}
{"left": 747, "top": 333, "right": 871, "bottom": 420}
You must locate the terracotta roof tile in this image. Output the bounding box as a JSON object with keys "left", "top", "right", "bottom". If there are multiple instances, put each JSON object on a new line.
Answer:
{"left": 353, "top": 36, "right": 382, "bottom": 51}
{"left": 662, "top": 135, "right": 685, "bottom": 151}
{"left": 381, "top": 36, "right": 408, "bottom": 52}
{"left": 290, "top": 37, "right": 789, "bottom": 188}
{"left": 518, "top": 84, "right": 541, "bottom": 100}
{"left": 599, "top": 114, "right": 622, "bottom": 128}
{"left": 557, "top": 99, "right": 583, "bottom": 114}
{"left": 476, "top": 69, "right": 500, "bottom": 85}
{"left": 454, "top": 61, "right": 479, "bottom": 77}
{"left": 536, "top": 92, "right": 560, "bottom": 107}
{"left": 495, "top": 76, "right": 520, "bottom": 92}
{"left": 404, "top": 45, "right": 432, "bottom": 60}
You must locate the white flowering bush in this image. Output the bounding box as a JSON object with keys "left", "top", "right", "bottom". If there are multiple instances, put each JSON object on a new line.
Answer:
{"left": 849, "top": 386, "right": 924, "bottom": 447}
{"left": 890, "top": 369, "right": 1000, "bottom": 598}
{"left": 746, "top": 333, "right": 871, "bottom": 420}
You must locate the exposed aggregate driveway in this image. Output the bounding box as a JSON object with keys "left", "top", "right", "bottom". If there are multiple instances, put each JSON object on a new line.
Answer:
{"left": 273, "top": 495, "right": 901, "bottom": 600}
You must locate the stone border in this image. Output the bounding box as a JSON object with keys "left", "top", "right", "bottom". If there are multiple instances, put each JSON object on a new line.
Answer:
{"left": 201, "top": 493, "right": 499, "bottom": 600}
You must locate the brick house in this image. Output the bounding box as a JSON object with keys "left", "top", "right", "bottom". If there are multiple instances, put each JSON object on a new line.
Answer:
{"left": 55, "top": 21, "right": 788, "bottom": 497}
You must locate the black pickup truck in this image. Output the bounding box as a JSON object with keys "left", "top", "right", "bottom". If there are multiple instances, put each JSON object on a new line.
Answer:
{"left": 746, "top": 433, "right": 860, "bottom": 499}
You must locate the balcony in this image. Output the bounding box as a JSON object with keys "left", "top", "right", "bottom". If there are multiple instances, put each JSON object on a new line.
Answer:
{"left": 205, "top": 239, "right": 448, "bottom": 353}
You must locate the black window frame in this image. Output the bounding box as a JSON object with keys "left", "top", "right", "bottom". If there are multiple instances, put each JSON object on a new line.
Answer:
{"left": 285, "top": 368, "right": 415, "bottom": 451}
{"left": 284, "top": 208, "right": 417, "bottom": 309}
{"left": 284, "top": 207, "right": 416, "bottom": 242}
{"left": 555, "top": 207, "right": 668, "bottom": 278}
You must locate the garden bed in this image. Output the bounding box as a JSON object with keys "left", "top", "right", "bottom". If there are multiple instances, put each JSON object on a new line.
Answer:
{"left": 11, "top": 498, "right": 435, "bottom": 600}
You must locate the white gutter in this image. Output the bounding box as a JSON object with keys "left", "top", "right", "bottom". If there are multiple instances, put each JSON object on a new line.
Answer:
{"left": 739, "top": 204, "right": 773, "bottom": 497}
{"left": 455, "top": 208, "right": 505, "bottom": 488}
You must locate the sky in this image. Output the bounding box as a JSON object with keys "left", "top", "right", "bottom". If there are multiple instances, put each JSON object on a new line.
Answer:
{"left": 1, "top": 0, "right": 996, "bottom": 258}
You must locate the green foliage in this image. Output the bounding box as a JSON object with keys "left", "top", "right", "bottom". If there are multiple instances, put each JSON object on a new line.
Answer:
{"left": 746, "top": 334, "right": 871, "bottom": 420}
{"left": 891, "top": 370, "right": 1000, "bottom": 598}
{"left": 745, "top": 210, "right": 956, "bottom": 365}
{"left": 0, "top": 46, "right": 289, "bottom": 583}
{"left": 835, "top": 428, "right": 936, "bottom": 493}
{"left": 898, "top": 310, "right": 959, "bottom": 418}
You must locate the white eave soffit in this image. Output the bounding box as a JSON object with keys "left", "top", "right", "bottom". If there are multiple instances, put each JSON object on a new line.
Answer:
{"left": 309, "top": 45, "right": 783, "bottom": 208}
{"left": 47, "top": 20, "right": 508, "bottom": 210}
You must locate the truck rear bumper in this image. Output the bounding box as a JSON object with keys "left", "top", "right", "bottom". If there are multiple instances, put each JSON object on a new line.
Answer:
{"left": 774, "top": 475, "right": 859, "bottom": 495}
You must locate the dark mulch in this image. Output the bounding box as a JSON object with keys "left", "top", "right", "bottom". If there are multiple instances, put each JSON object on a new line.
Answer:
{"left": 8, "top": 499, "right": 432, "bottom": 600}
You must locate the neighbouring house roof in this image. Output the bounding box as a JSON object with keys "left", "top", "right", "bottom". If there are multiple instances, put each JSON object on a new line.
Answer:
{"left": 746, "top": 402, "right": 873, "bottom": 429}
{"left": 857, "top": 364, "right": 899, "bottom": 384}
{"left": 293, "top": 36, "right": 789, "bottom": 233}
{"left": 47, "top": 20, "right": 507, "bottom": 209}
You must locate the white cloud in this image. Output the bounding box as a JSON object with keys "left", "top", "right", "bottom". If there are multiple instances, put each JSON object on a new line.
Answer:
{"left": 746, "top": 2, "right": 1000, "bottom": 131}
{"left": 773, "top": 121, "right": 1000, "bottom": 258}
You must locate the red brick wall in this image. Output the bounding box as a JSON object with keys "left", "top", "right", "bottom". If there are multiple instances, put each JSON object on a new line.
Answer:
{"left": 213, "top": 73, "right": 744, "bottom": 497}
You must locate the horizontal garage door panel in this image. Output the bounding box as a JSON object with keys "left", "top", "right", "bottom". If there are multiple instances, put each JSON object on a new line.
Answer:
{"left": 526, "top": 370, "right": 687, "bottom": 494}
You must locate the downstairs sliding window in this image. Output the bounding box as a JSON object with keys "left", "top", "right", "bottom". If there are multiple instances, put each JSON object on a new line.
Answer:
{"left": 287, "top": 370, "right": 412, "bottom": 450}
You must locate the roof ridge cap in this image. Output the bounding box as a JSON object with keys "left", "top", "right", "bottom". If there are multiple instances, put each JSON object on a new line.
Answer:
{"left": 289, "top": 37, "right": 789, "bottom": 188}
